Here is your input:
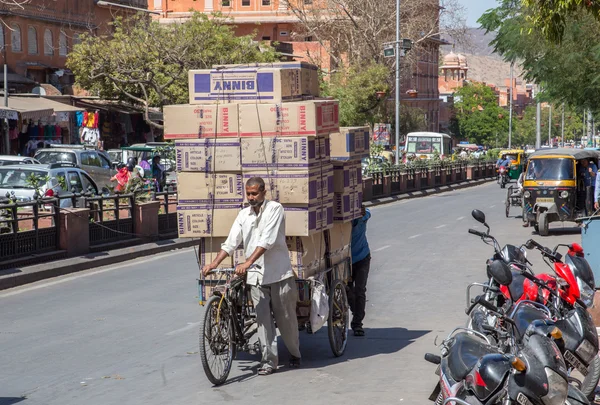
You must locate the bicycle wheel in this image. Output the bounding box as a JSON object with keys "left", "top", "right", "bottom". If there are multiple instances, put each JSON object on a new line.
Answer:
{"left": 199, "top": 295, "right": 234, "bottom": 386}
{"left": 328, "top": 279, "right": 349, "bottom": 357}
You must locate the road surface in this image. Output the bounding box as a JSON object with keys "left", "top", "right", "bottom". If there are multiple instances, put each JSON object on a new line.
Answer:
{"left": 0, "top": 182, "right": 583, "bottom": 405}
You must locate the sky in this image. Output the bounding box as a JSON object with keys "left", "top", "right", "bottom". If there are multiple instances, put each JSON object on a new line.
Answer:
{"left": 459, "top": 0, "right": 498, "bottom": 27}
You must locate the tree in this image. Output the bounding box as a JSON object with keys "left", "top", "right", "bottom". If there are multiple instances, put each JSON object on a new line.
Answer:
{"left": 479, "top": 3, "right": 600, "bottom": 113}
{"left": 514, "top": 104, "right": 584, "bottom": 147}
{"left": 287, "top": 0, "right": 467, "bottom": 73}
{"left": 453, "top": 83, "right": 509, "bottom": 146}
{"left": 321, "top": 63, "right": 391, "bottom": 127}
{"left": 67, "top": 12, "right": 278, "bottom": 129}
{"left": 521, "top": 0, "right": 600, "bottom": 41}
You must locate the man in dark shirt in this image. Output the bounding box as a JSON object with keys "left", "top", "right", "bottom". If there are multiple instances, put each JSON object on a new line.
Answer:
{"left": 348, "top": 205, "right": 371, "bottom": 336}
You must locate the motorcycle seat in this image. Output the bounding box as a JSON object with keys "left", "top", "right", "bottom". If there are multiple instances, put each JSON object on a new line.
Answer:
{"left": 447, "top": 332, "right": 496, "bottom": 382}
{"left": 508, "top": 271, "right": 526, "bottom": 301}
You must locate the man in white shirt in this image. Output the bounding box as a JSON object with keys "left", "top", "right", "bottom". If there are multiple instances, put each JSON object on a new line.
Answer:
{"left": 201, "top": 177, "right": 301, "bottom": 375}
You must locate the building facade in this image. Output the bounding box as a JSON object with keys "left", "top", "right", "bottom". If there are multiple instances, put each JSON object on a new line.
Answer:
{"left": 0, "top": 0, "right": 147, "bottom": 93}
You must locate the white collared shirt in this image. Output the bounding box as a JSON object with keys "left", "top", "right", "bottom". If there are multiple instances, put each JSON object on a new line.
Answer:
{"left": 221, "top": 200, "right": 293, "bottom": 286}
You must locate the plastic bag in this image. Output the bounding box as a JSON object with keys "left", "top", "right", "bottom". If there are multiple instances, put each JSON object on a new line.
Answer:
{"left": 310, "top": 277, "right": 329, "bottom": 332}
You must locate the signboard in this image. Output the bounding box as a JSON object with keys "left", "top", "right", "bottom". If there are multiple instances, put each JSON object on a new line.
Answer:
{"left": 0, "top": 109, "right": 18, "bottom": 120}
{"left": 373, "top": 123, "right": 391, "bottom": 146}
{"left": 383, "top": 46, "right": 395, "bottom": 58}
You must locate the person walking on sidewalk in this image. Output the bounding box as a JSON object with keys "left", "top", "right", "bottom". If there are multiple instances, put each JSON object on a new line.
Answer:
{"left": 349, "top": 204, "right": 371, "bottom": 337}
{"left": 201, "top": 177, "right": 301, "bottom": 376}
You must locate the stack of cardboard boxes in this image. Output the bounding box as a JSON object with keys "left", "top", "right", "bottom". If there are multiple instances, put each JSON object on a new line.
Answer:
{"left": 166, "top": 62, "right": 368, "bottom": 282}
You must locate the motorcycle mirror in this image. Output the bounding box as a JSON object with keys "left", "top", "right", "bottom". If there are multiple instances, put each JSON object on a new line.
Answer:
{"left": 524, "top": 239, "right": 536, "bottom": 250}
{"left": 489, "top": 260, "right": 513, "bottom": 286}
{"left": 471, "top": 209, "right": 486, "bottom": 224}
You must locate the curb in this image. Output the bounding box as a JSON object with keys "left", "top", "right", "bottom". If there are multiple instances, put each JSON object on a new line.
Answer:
{"left": 0, "top": 238, "right": 199, "bottom": 291}
{"left": 363, "top": 178, "right": 495, "bottom": 208}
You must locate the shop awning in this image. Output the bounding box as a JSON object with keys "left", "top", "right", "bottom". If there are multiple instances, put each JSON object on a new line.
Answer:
{"left": 7, "top": 96, "right": 84, "bottom": 113}
{"left": 0, "top": 98, "right": 53, "bottom": 120}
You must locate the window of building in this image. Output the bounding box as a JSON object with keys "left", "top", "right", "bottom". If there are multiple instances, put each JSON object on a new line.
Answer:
{"left": 262, "top": 36, "right": 271, "bottom": 40}
{"left": 304, "top": 36, "right": 313, "bottom": 41}
{"left": 11, "top": 24, "right": 21, "bottom": 52}
{"left": 262, "top": 0, "right": 270, "bottom": 4}
{"left": 73, "top": 33, "right": 81, "bottom": 46}
{"left": 44, "top": 29, "right": 54, "bottom": 56}
{"left": 222, "top": 0, "right": 231, "bottom": 5}
{"left": 59, "top": 31, "right": 67, "bottom": 56}
{"left": 27, "top": 26, "right": 38, "bottom": 54}
{"left": 242, "top": 0, "right": 250, "bottom": 5}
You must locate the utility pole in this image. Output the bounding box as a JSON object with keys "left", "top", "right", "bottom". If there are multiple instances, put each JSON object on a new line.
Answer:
{"left": 548, "top": 105, "right": 552, "bottom": 146}
{"left": 508, "top": 62, "right": 513, "bottom": 148}
{"left": 561, "top": 104, "right": 565, "bottom": 147}
{"left": 394, "top": 0, "right": 400, "bottom": 165}
{"left": 535, "top": 85, "right": 541, "bottom": 149}
{"left": 588, "top": 110, "right": 593, "bottom": 147}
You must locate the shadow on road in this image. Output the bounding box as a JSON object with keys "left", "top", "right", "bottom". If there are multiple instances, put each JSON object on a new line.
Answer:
{"left": 0, "top": 398, "right": 26, "bottom": 405}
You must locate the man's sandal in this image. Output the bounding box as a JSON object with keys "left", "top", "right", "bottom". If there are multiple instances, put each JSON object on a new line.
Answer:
{"left": 258, "top": 365, "right": 275, "bottom": 376}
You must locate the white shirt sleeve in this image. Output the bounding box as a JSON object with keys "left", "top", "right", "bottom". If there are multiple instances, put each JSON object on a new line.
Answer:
{"left": 255, "top": 204, "right": 284, "bottom": 251}
{"left": 221, "top": 211, "right": 244, "bottom": 255}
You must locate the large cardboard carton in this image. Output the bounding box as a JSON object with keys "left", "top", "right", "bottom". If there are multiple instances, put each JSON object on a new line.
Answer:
{"left": 175, "top": 139, "right": 241, "bottom": 172}
{"left": 317, "top": 135, "right": 331, "bottom": 160}
{"left": 332, "top": 162, "right": 352, "bottom": 193}
{"left": 238, "top": 100, "right": 339, "bottom": 137}
{"left": 320, "top": 162, "right": 334, "bottom": 199}
{"left": 333, "top": 188, "right": 362, "bottom": 222}
{"left": 212, "top": 62, "right": 320, "bottom": 97}
{"left": 188, "top": 68, "right": 303, "bottom": 104}
{"left": 329, "top": 222, "right": 352, "bottom": 266}
{"left": 242, "top": 167, "right": 325, "bottom": 204}
{"left": 177, "top": 172, "right": 244, "bottom": 204}
{"left": 330, "top": 126, "right": 371, "bottom": 161}
{"left": 287, "top": 233, "right": 327, "bottom": 279}
{"left": 240, "top": 136, "right": 321, "bottom": 169}
{"left": 197, "top": 237, "right": 233, "bottom": 269}
{"left": 177, "top": 204, "right": 241, "bottom": 237}
{"left": 284, "top": 199, "right": 333, "bottom": 236}
{"left": 163, "top": 104, "right": 239, "bottom": 139}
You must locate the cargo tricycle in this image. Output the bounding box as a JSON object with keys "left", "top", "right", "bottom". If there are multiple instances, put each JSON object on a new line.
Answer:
{"left": 197, "top": 258, "right": 351, "bottom": 385}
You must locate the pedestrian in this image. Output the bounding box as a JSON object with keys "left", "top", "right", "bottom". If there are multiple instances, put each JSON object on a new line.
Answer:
{"left": 151, "top": 155, "right": 165, "bottom": 191}
{"left": 580, "top": 159, "right": 598, "bottom": 215}
{"left": 348, "top": 204, "right": 371, "bottom": 337}
{"left": 110, "top": 163, "right": 130, "bottom": 193}
{"left": 201, "top": 177, "right": 301, "bottom": 375}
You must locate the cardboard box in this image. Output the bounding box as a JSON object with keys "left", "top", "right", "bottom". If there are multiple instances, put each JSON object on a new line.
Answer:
{"left": 177, "top": 204, "right": 242, "bottom": 237}
{"left": 238, "top": 100, "right": 339, "bottom": 137}
{"left": 329, "top": 222, "right": 352, "bottom": 252}
{"left": 177, "top": 172, "right": 244, "bottom": 204}
{"left": 355, "top": 162, "right": 363, "bottom": 186}
{"left": 317, "top": 135, "right": 330, "bottom": 160}
{"left": 175, "top": 139, "right": 241, "bottom": 172}
{"left": 240, "top": 136, "right": 321, "bottom": 169}
{"left": 287, "top": 233, "right": 327, "bottom": 279}
{"left": 197, "top": 237, "right": 233, "bottom": 268}
{"left": 242, "top": 167, "right": 326, "bottom": 204}
{"left": 319, "top": 162, "right": 334, "bottom": 199}
{"left": 284, "top": 199, "right": 333, "bottom": 236}
{"left": 330, "top": 126, "right": 371, "bottom": 161}
{"left": 188, "top": 68, "right": 303, "bottom": 104}
{"left": 333, "top": 188, "right": 362, "bottom": 222}
{"left": 212, "top": 62, "right": 320, "bottom": 97}
{"left": 332, "top": 162, "right": 352, "bottom": 193}
{"left": 163, "top": 104, "right": 239, "bottom": 139}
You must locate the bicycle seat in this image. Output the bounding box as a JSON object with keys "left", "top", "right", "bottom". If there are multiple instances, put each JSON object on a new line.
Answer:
{"left": 447, "top": 332, "right": 495, "bottom": 381}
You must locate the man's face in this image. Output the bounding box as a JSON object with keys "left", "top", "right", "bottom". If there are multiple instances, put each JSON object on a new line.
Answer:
{"left": 582, "top": 160, "right": 589, "bottom": 168}
{"left": 246, "top": 184, "right": 266, "bottom": 207}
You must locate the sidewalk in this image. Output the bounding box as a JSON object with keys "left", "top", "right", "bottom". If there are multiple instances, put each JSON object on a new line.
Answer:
{"left": 0, "top": 238, "right": 199, "bottom": 291}
{"left": 363, "top": 177, "right": 495, "bottom": 208}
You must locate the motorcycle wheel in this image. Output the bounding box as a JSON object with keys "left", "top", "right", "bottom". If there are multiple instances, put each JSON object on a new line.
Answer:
{"left": 580, "top": 355, "right": 600, "bottom": 401}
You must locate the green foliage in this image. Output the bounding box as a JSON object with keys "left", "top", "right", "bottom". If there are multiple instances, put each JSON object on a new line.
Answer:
{"left": 399, "top": 107, "right": 428, "bottom": 136}
{"left": 479, "top": 3, "right": 600, "bottom": 112}
{"left": 512, "top": 105, "right": 584, "bottom": 147}
{"left": 67, "top": 12, "right": 278, "bottom": 127}
{"left": 453, "top": 83, "right": 509, "bottom": 146}
{"left": 321, "top": 63, "right": 391, "bottom": 127}
{"left": 24, "top": 173, "right": 50, "bottom": 197}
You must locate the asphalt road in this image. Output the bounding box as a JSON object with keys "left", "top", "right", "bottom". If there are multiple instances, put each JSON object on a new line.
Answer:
{"left": 0, "top": 182, "right": 584, "bottom": 405}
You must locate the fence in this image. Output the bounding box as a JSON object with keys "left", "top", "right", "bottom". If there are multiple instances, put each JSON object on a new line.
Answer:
{"left": 0, "top": 190, "right": 178, "bottom": 268}
{"left": 363, "top": 161, "right": 496, "bottom": 200}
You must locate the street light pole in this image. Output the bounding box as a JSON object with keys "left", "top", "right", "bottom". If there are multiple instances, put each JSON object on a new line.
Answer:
{"left": 561, "top": 103, "right": 565, "bottom": 147}
{"left": 394, "top": 0, "right": 400, "bottom": 165}
{"left": 548, "top": 104, "right": 552, "bottom": 146}
{"left": 508, "top": 62, "right": 513, "bottom": 148}
{"left": 535, "top": 85, "right": 541, "bottom": 149}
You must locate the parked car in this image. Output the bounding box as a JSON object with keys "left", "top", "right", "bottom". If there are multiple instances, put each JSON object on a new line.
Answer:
{"left": 0, "top": 163, "right": 99, "bottom": 207}
{"left": 34, "top": 147, "right": 114, "bottom": 188}
{"left": 0, "top": 155, "right": 40, "bottom": 165}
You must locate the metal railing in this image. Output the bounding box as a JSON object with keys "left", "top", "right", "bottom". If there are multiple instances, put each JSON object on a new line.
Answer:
{"left": 78, "top": 194, "right": 135, "bottom": 246}
{"left": 0, "top": 197, "right": 60, "bottom": 262}
{"left": 153, "top": 191, "right": 178, "bottom": 235}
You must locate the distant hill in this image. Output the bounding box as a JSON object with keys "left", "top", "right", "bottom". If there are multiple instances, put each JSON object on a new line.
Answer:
{"left": 441, "top": 28, "right": 526, "bottom": 88}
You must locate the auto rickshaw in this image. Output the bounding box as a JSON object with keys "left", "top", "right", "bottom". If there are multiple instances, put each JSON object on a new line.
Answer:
{"left": 522, "top": 148, "right": 600, "bottom": 236}
{"left": 497, "top": 149, "right": 525, "bottom": 188}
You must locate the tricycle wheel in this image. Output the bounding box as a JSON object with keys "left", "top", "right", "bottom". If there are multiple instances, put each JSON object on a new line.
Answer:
{"left": 538, "top": 212, "right": 550, "bottom": 236}
{"left": 328, "top": 279, "right": 349, "bottom": 357}
{"left": 199, "top": 295, "right": 234, "bottom": 386}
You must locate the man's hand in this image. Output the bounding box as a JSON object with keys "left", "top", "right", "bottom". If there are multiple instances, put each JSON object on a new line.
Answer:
{"left": 595, "top": 202, "right": 599, "bottom": 211}
{"left": 202, "top": 263, "right": 217, "bottom": 277}
{"left": 235, "top": 262, "right": 251, "bottom": 277}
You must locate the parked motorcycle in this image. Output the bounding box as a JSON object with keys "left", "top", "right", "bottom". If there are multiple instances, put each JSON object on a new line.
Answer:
{"left": 465, "top": 209, "right": 599, "bottom": 400}
{"left": 426, "top": 259, "right": 590, "bottom": 405}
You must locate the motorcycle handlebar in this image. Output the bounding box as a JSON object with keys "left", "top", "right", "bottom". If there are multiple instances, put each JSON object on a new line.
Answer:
{"left": 468, "top": 229, "right": 486, "bottom": 238}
